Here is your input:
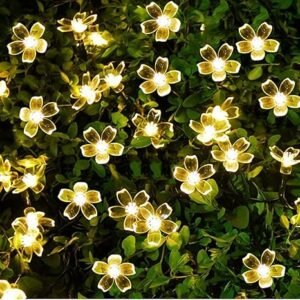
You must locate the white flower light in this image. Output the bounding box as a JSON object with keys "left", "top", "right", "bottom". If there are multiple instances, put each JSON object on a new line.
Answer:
{"left": 211, "top": 106, "right": 228, "bottom": 120}
{"left": 22, "top": 174, "right": 37, "bottom": 187}
{"left": 2, "top": 289, "right": 24, "bottom": 300}
{"left": 251, "top": 36, "right": 264, "bottom": 51}
{"left": 187, "top": 171, "right": 200, "bottom": 185}
{"left": 257, "top": 264, "right": 270, "bottom": 278}
{"left": 90, "top": 32, "right": 108, "bottom": 46}
{"left": 144, "top": 122, "right": 158, "bottom": 137}
{"left": 0, "top": 81, "right": 8, "bottom": 96}
{"left": 274, "top": 92, "right": 287, "bottom": 106}
{"left": 212, "top": 58, "right": 225, "bottom": 72}
{"left": 202, "top": 125, "right": 216, "bottom": 142}
{"left": 153, "top": 73, "right": 167, "bottom": 86}
{"left": 125, "top": 202, "right": 138, "bottom": 215}
{"left": 21, "top": 233, "right": 36, "bottom": 247}
{"left": 30, "top": 111, "right": 44, "bottom": 124}
{"left": 105, "top": 74, "right": 122, "bottom": 88}
{"left": 156, "top": 15, "right": 171, "bottom": 27}
{"left": 107, "top": 264, "right": 121, "bottom": 279}
{"left": 23, "top": 36, "right": 38, "bottom": 48}
{"left": 74, "top": 192, "right": 87, "bottom": 206}
{"left": 71, "top": 19, "right": 87, "bottom": 33}
{"left": 26, "top": 213, "right": 39, "bottom": 229}
{"left": 226, "top": 148, "right": 238, "bottom": 161}
{"left": 80, "top": 85, "right": 96, "bottom": 101}
{"left": 96, "top": 140, "right": 109, "bottom": 154}
{"left": 146, "top": 215, "right": 162, "bottom": 231}
{"left": 282, "top": 152, "right": 294, "bottom": 167}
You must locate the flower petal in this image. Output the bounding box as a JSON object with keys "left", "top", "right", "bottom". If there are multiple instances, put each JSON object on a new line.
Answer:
{"left": 101, "top": 126, "right": 117, "bottom": 143}
{"left": 147, "top": 230, "right": 162, "bottom": 245}
{"left": 84, "top": 14, "right": 98, "bottom": 26}
{"left": 238, "top": 153, "right": 254, "bottom": 164}
{"left": 259, "top": 96, "right": 276, "bottom": 109}
{"left": 287, "top": 95, "right": 300, "bottom": 108}
{"left": 166, "top": 70, "right": 181, "bottom": 84}
{"left": 161, "top": 220, "right": 177, "bottom": 234}
{"left": 189, "top": 120, "right": 203, "bottom": 133}
{"left": 124, "top": 215, "right": 137, "bottom": 231}
{"left": 223, "top": 161, "right": 239, "bottom": 172}
{"left": 279, "top": 78, "right": 295, "bottom": 95}
{"left": 108, "top": 206, "right": 127, "bottom": 218}
{"left": 169, "top": 18, "right": 181, "bottom": 32}
{"left": 137, "top": 64, "right": 155, "bottom": 80}
{"left": 108, "top": 254, "right": 122, "bottom": 265}
{"left": 199, "top": 164, "right": 215, "bottom": 179}
{"left": 95, "top": 153, "right": 110, "bottom": 164}
{"left": 19, "top": 107, "right": 30, "bottom": 122}
{"left": 258, "top": 276, "right": 273, "bottom": 289}
{"left": 269, "top": 145, "right": 283, "bottom": 161}
{"left": 22, "top": 48, "right": 36, "bottom": 63}
{"left": 115, "top": 275, "right": 131, "bottom": 293}
{"left": 72, "top": 97, "right": 86, "bottom": 110}
{"left": 233, "top": 137, "right": 250, "bottom": 152}
{"left": 13, "top": 23, "right": 29, "bottom": 39}
{"left": 197, "top": 62, "right": 213, "bottom": 75}
{"left": 200, "top": 45, "right": 217, "bottom": 61}
{"left": 242, "top": 253, "right": 260, "bottom": 269}
{"left": 212, "top": 71, "right": 226, "bottom": 82}
{"left": 157, "top": 84, "right": 171, "bottom": 97}
{"left": 180, "top": 182, "right": 195, "bottom": 194}
{"left": 184, "top": 155, "right": 198, "bottom": 172}
{"left": 218, "top": 43, "right": 233, "bottom": 60}
{"left": 73, "top": 182, "right": 88, "bottom": 193}
{"left": 63, "top": 202, "right": 80, "bottom": 220}
{"left": 257, "top": 22, "right": 272, "bottom": 40}
{"left": 81, "top": 202, "right": 97, "bottom": 220}
{"left": 239, "top": 24, "right": 255, "bottom": 40}
{"left": 264, "top": 39, "right": 280, "bottom": 52}
{"left": 211, "top": 150, "right": 225, "bottom": 161}
{"left": 30, "top": 96, "right": 43, "bottom": 110}
{"left": 36, "top": 39, "right": 48, "bottom": 53}
{"left": 98, "top": 274, "right": 114, "bottom": 292}
{"left": 140, "top": 81, "right": 157, "bottom": 94}
{"left": 280, "top": 164, "right": 292, "bottom": 175}
{"left": 83, "top": 127, "right": 100, "bottom": 144}
{"left": 39, "top": 118, "right": 56, "bottom": 135}
{"left": 173, "top": 166, "right": 188, "bottom": 182}
{"left": 196, "top": 180, "right": 212, "bottom": 195}
{"left": 120, "top": 263, "right": 136, "bottom": 276}
{"left": 116, "top": 189, "right": 132, "bottom": 206}
{"left": 236, "top": 41, "right": 252, "bottom": 53}
{"left": 42, "top": 102, "right": 59, "bottom": 117}
{"left": 108, "top": 143, "right": 124, "bottom": 156}
{"left": 225, "top": 60, "right": 241, "bottom": 73}
{"left": 30, "top": 22, "right": 45, "bottom": 39}
{"left": 156, "top": 203, "right": 172, "bottom": 219}
{"left": 7, "top": 41, "right": 24, "bottom": 55}
{"left": 163, "top": 1, "right": 178, "bottom": 17}
{"left": 270, "top": 264, "right": 285, "bottom": 278}
{"left": 274, "top": 105, "right": 288, "bottom": 117}
{"left": 86, "top": 190, "right": 101, "bottom": 203}
{"left": 134, "top": 220, "right": 148, "bottom": 233}
{"left": 155, "top": 27, "right": 169, "bottom": 42}
{"left": 250, "top": 50, "right": 265, "bottom": 61}
{"left": 24, "top": 121, "right": 39, "bottom": 138}
{"left": 81, "top": 144, "right": 97, "bottom": 157}
{"left": 261, "top": 249, "right": 276, "bottom": 266}
{"left": 93, "top": 261, "right": 108, "bottom": 275}
{"left": 146, "top": 2, "right": 162, "bottom": 18}
{"left": 261, "top": 79, "right": 278, "bottom": 96}
{"left": 134, "top": 190, "right": 150, "bottom": 206}
{"left": 58, "top": 189, "right": 75, "bottom": 202}
{"left": 242, "top": 270, "right": 260, "bottom": 284}
{"left": 141, "top": 20, "right": 159, "bottom": 34}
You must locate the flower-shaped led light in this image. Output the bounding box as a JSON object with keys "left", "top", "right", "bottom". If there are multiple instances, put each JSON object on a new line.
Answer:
{"left": 57, "top": 12, "right": 97, "bottom": 40}
{"left": 258, "top": 78, "right": 300, "bottom": 117}
{"left": 81, "top": 126, "right": 124, "bottom": 164}
{"left": 242, "top": 249, "right": 285, "bottom": 288}
{"left": 269, "top": 145, "right": 300, "bottom": 175}
{"left": 132, "top": 108, "right": 174, "bottom": 149}
{"left": 173, "top": 155, "right": 215, "bottom": 195}
{"left": 108, "top": 188, "right": 150, "bottom": 231}
{"left": 16, "top": 154, "right": 48, "bottom": 169}
{"left": 58, "top": 182, "right": 101, "bottom": 220}
{"left": 211, "top": 137, "right": 254, "bottom": 172}
{"left": 197, "top": 43, "right": 241, "bottom": 82}
{"left": 12, "top": 164, "right": 46, "bottom": 194}
{"left": 236, "top": 22, "right": 280, "bottom": 61}
{"left": 0, "top": 80, "right": 9, "bottom": 100}
{"left": 7, "top": 22, "right": 47, "bottom": 63}
{"left": 70, "top": 72, "right": 102, "bottom": 110}
{"left": 12, "top": 207, "right": 55, "bottom": 233}
{"left": 189, "top": 113, "right": 231, "bottom": 146}
{"left": 206, "top": 97, "right": 240, "bottom": 121}
{"left": 0, "top": 280, "right": 26, "bottom": 300}
{"left": 99, "top": 61, "right": 125, "bottom": 94}
{"left": 19, "top": 96, "right": 59, "bottom": 138}
{"left": 92, "top": 254, "right": 135, "bottom": 293}
{"left": 134, "top": 202, "right": 178, "bottom": 246}
{"left": 0, "top": 155, "right": 14, "bottom": 193}
{"left": 141, "top": 1, "right": 181, "bottom": 42}
{"left": 137, "top": 56, "right": 181, "bottom": 97}
{"left": 290, "top": 198, "right": 300, "bottom": 226}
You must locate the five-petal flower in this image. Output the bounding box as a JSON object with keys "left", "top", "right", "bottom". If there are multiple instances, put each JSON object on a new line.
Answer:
{"left": 7, "top": 22, "right": 47, "bottom": 63}
{"left": 141, "top": 1, "right": 181, "bottom": 42}
{"left": 92, "top": 254, "right": 135, "bottom": 293}
{"left": 236, "top": 22, "right": 280, "bottom": 61}
{"left": 206, "top": 97, "right": 240, "bottom": 121}
{"left": 173, "top": 155, "right": 215, "bottom": 195}
{"left": 242, "top": 249, "right": 285, "bottom": 288}
{"left": 0, "top": 280, "right": 26, "bottom": 300}
{"left": 81, "top": 126, "right": 124, "bottom": 164}
{"left": 0, "top": 155, "right": 14, "bottom": 193}
{"left": 259, "top": 78, "right": 300, "bottom": 117}
{"left": 197, "top": 43, "right": 241, "bottom": 82}
{"left": 19, "top": 96, "right": 59, "bottom": 138}
{"left": 58, "top": 182, "right": 101, "bottom": 220}
{"left": 137, "top": 56, "right": 181, "bottom": 97}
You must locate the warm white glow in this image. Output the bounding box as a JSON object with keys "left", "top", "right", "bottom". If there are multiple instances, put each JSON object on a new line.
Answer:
{"left": 274, "top": 92, "right": 287, "bottom": 106}
{"left": 2, "top": 288, "right": 24, "bottom": 300}
{"left": 105, "top": 74, "right": 122, "bottom": 88}
{"left": 0, "top": 173, "right": 10, "bottom": 182}
{"left": 212, "top": 106, "right": 228, "bottom": 120}
{"left": 200, "top": 24, "right": 205, "bottom": 31}
{"left": 187, "top": 171, "right": 200, "bottom": 185}
{"left": 30, "top": 111, "right": 44, "bottom": 124}
{"left": 0, "top": 81, "right": 7, "bottom": 96}
{"left": 282, "top": 152, "right": 294, "bottom": 167}
{"left": 125, "top": 202, "right": 138, "bottom": 215}
{"left": 144, "top": 122, "right": 158, "bottom": 136}
{"left": 71, "top": 19, "right": 87, "bottom": 33}
{"left": 251, "top": 36, "right": 264, "bottom": 51}
{"left": 80, "top": 85, "right": 96, "bottom": 101}
{"left": 21, "top": 233, "right": 36, "bottom": 247}
{"left": 89, "top": 32, "right": 108, "bottom": 46}
{"left": 22, "top": 174, "right": 37, "bottom": 187}
{"left": 202, "top": 125, "right": 216, "bottom": 142}
{"left": 107, "top": 264, "right": 121, "bottom": 279}
{"left": 257, "top": 264, "right": 270, "bottom": 278}
{"left": 74, "top": 192, "right": 86, "bottom": 206}
{"left": 157, "top": 15, "right": 171, "bottom": 27}
{"left": 153, "top": 73, "right": 167, "bottom": 86}
{"left": 96, "top": 140, "right": 109, "bottom": 154}
{"left": 212, "top": 58, "right": 225, "bottom": 72}
{"left": 23, "top": 36, "right": 38, "bottom": 48}
{"left": 146, "top": 215, "right": 162, "bottom": 231}
{"left": 226, "top": 148, "right": 238, "bottom": 161}
{"left": 26, "top": 213, "right": 39, "bottom": 229}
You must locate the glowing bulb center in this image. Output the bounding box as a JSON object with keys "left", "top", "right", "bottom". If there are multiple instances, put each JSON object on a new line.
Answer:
{"left": 282, "top": 152, "right": 294, "bottom": 167}
{"left": 125, "top": 202, "right": 138, "bottom": 215}
{"left": 22, "top": 174, "right": 37, "bottom": 187}
{"left": 212, "top": 58, "right": 225, "bottom": 72}
{"left": 153, "top": 73, "right": 167, "bottom": 87}
{"left": 202, "top": 125, "right": 216, "bottom": 142}
{"left": 90, "top": 32, "right": 108, "bottom": 46}
{"left": 251, "top": 36, "right": 264, "bottom": 51}
{"left": 74, "top": 192, "right": 86, "bottom": 206}
{"left": 2, "top": 288, "right": 24, "bottom": 300}
{"left": 257, "top": 264, "right": 270, "bottom": 278}
{"left": 157, "top": 15, "right": 171, "bottom": 27}
{"left": 96, "top": 140, "right": 109, "bottom": 154}
{"left": 21, "top": 233, "right": 36, "bottom": 247}
{"left": 23, "top": 36, "right": 38, "bottom": 48}
{"left": 105, "top": 74, "right": 122, "bottom": 88}
{"left": 144, "top": 122, "right": 158, "bottom": 137}
{"left": 147, "top": 215, "right": 162, "bottom": 231}
{"left": 71, "top": 19, "right": 87, "bottom": 33}
{"left": 108, "top": 264, "right": 120, "bottom": 279}
{"left": 80, "top": 85, "right": 96, "bottom": 101}
{"left": 212, "top": 106, "right": 228, "bottom": 120}
{"left": 0, "top": 81, "right": 7, "bottom": 96}
{"left": 30, "top": 111, "right": 44, "bottom": 124}
{"left": 0, "top": 173, "right": 9, "bottom": 182}
{"left": 26, "top": 213, "right": 39, "bottom": 229}
{"left": 187, "top": 171, "right": 200, "bottom": 185}
{"left": 226, "top": 148, "right": 238, "bottom": 161}
{"left": 274, "top": 92, "right": 286, "bottom": 106}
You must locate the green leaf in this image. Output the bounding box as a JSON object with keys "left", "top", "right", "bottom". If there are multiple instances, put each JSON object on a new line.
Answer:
{"left": 247, "top": 166, "right": 263, "bottom": 180}
{"left": 226, "top": 206, "right": 249, "bottom": 229}
{"left": 247, "top": 66, "right": 263, "bottom": 80}
{"left": 130, "top": 136, "right": 152, "bottom": 148}
{"left": 122, "top": 235, "right": 136, "bottom": 257}
{"left": 111, "top": 111, "right": 129, "bottom": 128}
{"left": 166, "top": 232, "right": 182, "bottom": 250}
{"left": 18, "top": 276, "right": 43, "bottom": 296}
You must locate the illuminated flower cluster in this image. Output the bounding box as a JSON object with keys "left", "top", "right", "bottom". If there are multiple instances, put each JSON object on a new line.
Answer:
{"left": 70, "top": 72, "right": 102, "bottom": 110}
{"left": 132, "top": 108, "right": 174, "bottom": 148}
{"left": 93, "top": 254, "right": 135, "bottom": 293}
{"left": 19, "top": 96, "right": 59, "bottom": 138}
{"left": 236, "top": 22, "right": 280, "bottom": 61}
{"left": 173, "top": 155, "right": 215, "bottom": 195}
{"left": 0, "top": 280, "right": 26, "bottom": 299}
{"left": 197, "top": 43, "right": 241, "bottom": 82}
{"left": 211, "top": 137, "right": 254, "bottom": 172}
{"left": 0, "top": 80, "right": 9, "bottom": 100}
{"left": 81, "top": 126, "right": 124, "bottom": 164}
{"left": 137, "top": 56, "right": 181, "bottom": 97}
{"left": 259, "top": 78, "right": 300, "bottom": 117}
{"left": 141, "top": 1, "right": 181, "bottom": 42}
{"left": 7, "top": 22, "right": 47, "bottom": 63}
{"left": 242, "top": 249, "right": 285, "bottom": 288}
{"left": 270, "top": 145, "right": 300, "bottom": 175}
{"left": 58, "top": 182, "right": 101, "bottom": 220}
{"left": 9, "top": 207, "right": 54, "bottom": 262}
